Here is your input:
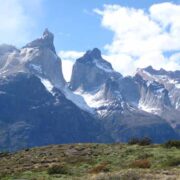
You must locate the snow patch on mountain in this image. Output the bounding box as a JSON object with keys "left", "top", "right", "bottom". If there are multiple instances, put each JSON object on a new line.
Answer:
{"left": 39, "top": 77, "right": 55, "bottom": 95}
{"left": 63, "top": 86, "right": 95, "bottom": 114}
{"left": 175, "top": 83, "right": 180, "bottom": 89}
{"left": 138, "top": 102, "right": 161, "bottom": 114}
{"left": 29, "top": 64, "right": 42, "bottom": 73}
{"left": 74, "top": 88, "right": 107, "bottom": 109}
{"left": 94, "top": 59, "right": 113, "bottom": 73}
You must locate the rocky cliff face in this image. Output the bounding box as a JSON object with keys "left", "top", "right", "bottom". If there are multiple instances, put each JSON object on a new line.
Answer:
{"left": 136, "top": 66, "right": 180, "bottom": 110}
{"left": 0, "top": 29, "right": 65, "bottom": 89}
{"left": 0, "top": 73, "right": 109, "bottom": 151}
{"left": 70, "top": 48, "right": 121, "bottom": 91}
{"left": 136, "top": 67, "right": 180, "bottom": 134}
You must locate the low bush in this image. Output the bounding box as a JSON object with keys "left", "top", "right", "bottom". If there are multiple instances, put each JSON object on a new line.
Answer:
{"left": 47, "top": 164, "right": 69, "bottom": 175}
{"left": 163, "top": 140, "right": 180, "bottom": 148}
{"left": 137, "top": 153, "right": 153, "bottom": 159}
{"left": 164, "top": 158, "right": 180, "bottom": 167}
{"left": 128, "top": 138, "right": 140, "bottom": 145}
{"left": 131, "top": 159, "right": 151, "bottom": 168}
{"left": 128, "top": 137, "right": 152, "bottom": 146}
{"left": 0, "top": 152, "right": 9, "bottom": 158}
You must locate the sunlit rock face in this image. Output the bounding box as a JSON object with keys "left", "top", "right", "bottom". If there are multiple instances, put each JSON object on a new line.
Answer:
{"left": 0, "top": 29, "right": 65, "bottom": 89}
{"left": 70, "top": 48, "right": 122, "bottom": 91}
{"left": 136, "top": 67, "right": 180, "bottom": 133}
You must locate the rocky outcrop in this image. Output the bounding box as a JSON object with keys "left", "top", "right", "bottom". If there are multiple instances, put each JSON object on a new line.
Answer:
{"left": 0, "top": 73, "right": 110, "bottom": 151}
{"left": 70, "top": 48, "right": 121, "bottom": 91}
{"left": 0, "top": 29, "right": 65, "bottom": 89}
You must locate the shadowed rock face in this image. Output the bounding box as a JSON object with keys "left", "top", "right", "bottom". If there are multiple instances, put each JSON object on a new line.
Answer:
{"left": 143, "top": 66, "right": 180, "bottom": 81}
{"left": 70, "top": 48, "right": 121, "bottom": 91}
{"left": 0, "top": 73, "right": 110, "bottom": 151}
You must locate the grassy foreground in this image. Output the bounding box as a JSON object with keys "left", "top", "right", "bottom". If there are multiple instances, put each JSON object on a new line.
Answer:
{"left": 0, "top": 143, "right": 179, "bottom": 180}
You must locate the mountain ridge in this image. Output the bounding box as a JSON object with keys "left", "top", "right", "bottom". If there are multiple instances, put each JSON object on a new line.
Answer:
{"left": 0, "top": 29, "right": 179, "bottom": 151}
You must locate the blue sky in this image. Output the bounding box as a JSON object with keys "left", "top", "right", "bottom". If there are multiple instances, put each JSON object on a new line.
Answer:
{"left": 35, "top": 0, "right": 179, "bottom": 52}
{"left": 0, "top": 0, "right": 179, "bottom": 80}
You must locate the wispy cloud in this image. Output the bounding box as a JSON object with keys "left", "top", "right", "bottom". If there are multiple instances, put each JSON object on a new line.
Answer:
{"left": 0, "top": 0, "right": 44, "bottom": 46}
{"left": 94, "top": 2, "right": 180, "bottom": 75}
{"left": 59, "top": 50, "right": 84, "bottom": 81}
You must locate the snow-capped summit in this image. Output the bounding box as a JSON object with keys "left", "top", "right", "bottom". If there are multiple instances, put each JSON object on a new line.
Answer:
{"left": 78, "top": 48, "right": 113, "bottom": 72}
{"left": 0, "top": 29, "right": 65, "bottom": 89}
{"left": 70, "top": 48, "right": 121, "bottom": 91}
{"left": 43, "top": 28, "right": 54, "bottom": 40}
{"left": 85, "top": 48, "right": 102, "bottom": 59}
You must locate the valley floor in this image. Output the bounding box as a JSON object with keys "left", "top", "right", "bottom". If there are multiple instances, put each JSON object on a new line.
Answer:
{"left": 0, "top": 143, "right": 179, "bottom": 180}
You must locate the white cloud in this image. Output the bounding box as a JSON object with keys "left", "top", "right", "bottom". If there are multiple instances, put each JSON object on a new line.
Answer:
{"left": 94, "top": 2, "right": 180, "bottom": 75}
{"left": 0, "top": 0, "right": 43, "bottom": 46}
{"left": 59, "top": 51, "right": 84, "bottom": 81}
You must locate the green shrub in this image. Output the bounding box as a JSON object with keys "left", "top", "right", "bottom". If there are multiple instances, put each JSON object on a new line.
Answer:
{"left": 163, "top": 140, "right": 180, "bottom": 148}
{"left": 137, "top": 153, "right": 153, "bottom": 159}
{"left": 128, "top": 137, "right": 152, "bottom": 146}
{"left": 138, "top": 137, "right": 152, "bottom": 146}
{"left": 128, "top": 138, "right": 140, "bottom": 145}
{"left": 164, "top": 158, "right": 180, "bottom": 167}
{"left": 0, "top": 151, "right": 9, "bottom": 158}
{"left": 47, "top": 164, "right": 69, "bottom": 175}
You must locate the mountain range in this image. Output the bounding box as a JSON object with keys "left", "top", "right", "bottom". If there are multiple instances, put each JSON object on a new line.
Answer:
{"left": 0, "top": 29, "right": 179, "bottom": 151}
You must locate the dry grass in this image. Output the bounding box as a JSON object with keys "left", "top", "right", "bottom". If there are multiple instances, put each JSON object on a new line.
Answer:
{"left": 88, "top": 162, "right": 109, "bottom": 174}
{"left": 131, "top": 159, "right": 151, "bottom": 168}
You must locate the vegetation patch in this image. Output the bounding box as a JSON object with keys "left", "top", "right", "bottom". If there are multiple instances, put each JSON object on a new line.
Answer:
{"left": 0, "top": 143, "right": 179, "bottom": 179}
{"left": 128, "top": 137, "right": 152, "bottom": 146}
{"left": 163, "top": 158, "right": 180, "bottom": 167}
{"left": 163, "top": 140, "right": 180, "bottom": 149}
{"left": 47, "top": 164, "right": 70, "bottom": 175}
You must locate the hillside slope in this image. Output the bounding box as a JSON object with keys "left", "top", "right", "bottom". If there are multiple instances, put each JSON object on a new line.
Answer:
{"left": 0, "top": 143, "right": 180, "bottom": 180}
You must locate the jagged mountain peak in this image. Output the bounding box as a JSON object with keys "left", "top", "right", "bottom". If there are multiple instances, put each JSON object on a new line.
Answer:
{"left": 23, "top": 29, "right": 56, "bottom": 53}
{"left": 85, "top": 48, "right": 102, "bottom": 59}
{"left": 76, "top": 48, "right": 114, "bottom": 74}
{"left": 0, "top": 29, "right": 65, "bottom": 89}
{"left": 139, "top": 66, "right": 180, "bottom": 79}
{"left": 144, "top": 65, "right": 154, "bottom": 72}
{"left": 78, "top": 48, "right": 112, "bottom": 67}
{"left": 42, "top": 28, "right": 54, "bottom": 41}
{"left": 143, "top": 66, "right": 168, "bottom": 75}
{"left": 70, "top": 48, "right": 122, "bottom": 91}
